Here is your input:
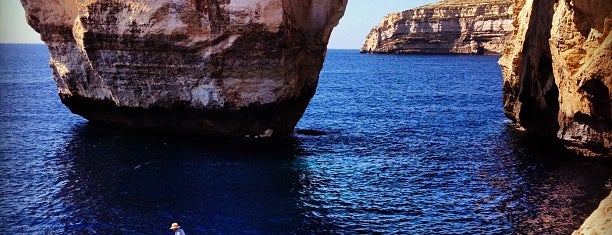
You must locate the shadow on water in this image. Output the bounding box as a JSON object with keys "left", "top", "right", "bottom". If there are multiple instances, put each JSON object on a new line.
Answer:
{"left": 35, "top": 122, "right": 612, "bottom": 234}
{"left": 486, "top": 124, "right": 612, "bottom": 234}
{"left": 52, "top": 123, "right": 335, "bottom": 234}
{"left": 3, "top": 47, "right": 609, "bottom": 233}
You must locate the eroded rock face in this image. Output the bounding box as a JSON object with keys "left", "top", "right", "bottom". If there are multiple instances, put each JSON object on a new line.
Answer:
{"left": 20, "top": 0, "right": 347, "bottom": 136}
{"left": 360, "top": 0, "right": 514, "bottom": 54}
{"left": 499, "top": 0, "right": 611, "bottom": 157}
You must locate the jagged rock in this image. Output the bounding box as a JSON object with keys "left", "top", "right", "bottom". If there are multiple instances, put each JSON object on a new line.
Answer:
{"left": 499, "top": 0, "right": 611, "bottom": 157}
{"left": 20, "top": 0, "right": 347, "bottom": 137}
{"left": 360, "top": 0, "right": 514, "bottom": 54}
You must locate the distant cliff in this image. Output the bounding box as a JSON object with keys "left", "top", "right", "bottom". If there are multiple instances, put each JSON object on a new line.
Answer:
{"left": 499, "top": 0, "right": 611, "bottom": 157}
{"left": 360, "top": 0, "right": 513, "bottom": 54}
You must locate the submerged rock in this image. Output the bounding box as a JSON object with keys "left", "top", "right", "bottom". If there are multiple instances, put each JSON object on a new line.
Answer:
{"left": 499, "top": 0, "right": 611, "bottom": 157}
{"left": 360, "top": 0, "right": 514, "bottom": 54}
{"left": 20, "top": 0, "right": 347, "bottom": 136}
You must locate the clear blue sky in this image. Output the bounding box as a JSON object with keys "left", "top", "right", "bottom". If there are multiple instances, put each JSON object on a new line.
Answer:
{"left": 0, "top": 0, "right": 437, "bottom": 49}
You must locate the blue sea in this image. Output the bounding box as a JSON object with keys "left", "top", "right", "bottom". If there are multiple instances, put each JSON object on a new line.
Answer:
{"left": 0, "top": 44, "right": 610, "bottom": 234}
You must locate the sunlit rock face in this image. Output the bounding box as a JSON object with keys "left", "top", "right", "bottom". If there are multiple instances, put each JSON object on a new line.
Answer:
{"left": 499, "top": 0, "right": 611, "bottom": 157}
{"left": 20, "top": 0, "right": 347, "bottom": 136}
{"left": 360, "top": 0, "right": 514, "bottom": 54}
{"left": 573, "top": 191, "right": 612, "bottom": 235}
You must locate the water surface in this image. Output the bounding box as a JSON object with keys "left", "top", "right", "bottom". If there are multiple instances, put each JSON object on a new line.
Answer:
{"left": 1, "top": 45, "right": 610, "bottom": 234}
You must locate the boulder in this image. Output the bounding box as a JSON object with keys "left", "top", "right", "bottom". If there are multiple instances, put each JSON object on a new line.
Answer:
{"left": 20, "top": 0, "right": 347, "bottom": 137}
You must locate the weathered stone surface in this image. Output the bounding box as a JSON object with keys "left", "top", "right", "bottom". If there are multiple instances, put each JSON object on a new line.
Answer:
{"left": 572, "top": 191, "right": 612, "bottom": 235}
{"left": 360, "top": 0, "right": 514, "bottom": 54}
{"left": 20, "top": 0, "right": 347, "bottom": 137}
{"left": 550, "top": 0, "right": 612, "bottom": 157}
{"left": 499, "top": 0, "right": 611, "bottom": 157}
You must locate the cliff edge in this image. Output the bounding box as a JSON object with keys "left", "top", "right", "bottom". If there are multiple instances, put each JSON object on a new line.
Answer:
{"left": 499, "top": 0, "right": 611, "bottom": 157}
{"left": 572, "top": 191, "right": 612, "bottom": 235}
{"left": 20, "top": 0, "right": 347, "bottom": 137}
{"left": 360, "top": 0, "right": 514, "bottom": 54}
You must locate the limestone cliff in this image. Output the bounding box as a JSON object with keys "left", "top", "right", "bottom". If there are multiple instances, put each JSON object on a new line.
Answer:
{"left": 572, "top": 191, "right": 612, "bottom": 235}
{"left": 499, "top": 0, "right": 611, "bottom": 157}
{"left": 360, "top": 0, "right": 514, "bottom": 54}
{"left": 20, "top": 0, "right": 347, "bottom": 137}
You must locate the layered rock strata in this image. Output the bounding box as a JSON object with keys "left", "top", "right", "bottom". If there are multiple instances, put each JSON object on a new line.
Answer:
{"left": 360, "top": 0, "right": 514, "bottom": 54}
{"left": 21, "top": 0, "right": 347, "bottom": 137}
{"left": 499, "top": 0, "right": 611, "bottom": 157}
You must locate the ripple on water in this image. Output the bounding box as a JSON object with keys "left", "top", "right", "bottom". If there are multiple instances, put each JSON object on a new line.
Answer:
{"left": 1, "top": 48, "right": 611, "bottom": 234}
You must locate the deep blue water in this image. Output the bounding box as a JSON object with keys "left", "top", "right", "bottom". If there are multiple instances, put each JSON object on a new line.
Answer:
{"left": 0, "top": 44, "right": 610, "bottom": 234}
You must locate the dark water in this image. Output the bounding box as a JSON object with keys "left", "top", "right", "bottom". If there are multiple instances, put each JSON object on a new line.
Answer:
{"left": 0, "top": 44, "right": 610, "bottom": 234}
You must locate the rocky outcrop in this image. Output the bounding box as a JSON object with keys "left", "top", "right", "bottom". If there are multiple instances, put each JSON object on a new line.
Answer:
{"left": 499, "top": 0, "right": 611, "bottom": 157}
{"left": 360, "top": 0, "right": 514, "bottom": 54}
{"left": 572, "top": 191, "right": 612, "bottom": 235}
{"left": 20, "top": 0, "right": 347, "bottom": 137}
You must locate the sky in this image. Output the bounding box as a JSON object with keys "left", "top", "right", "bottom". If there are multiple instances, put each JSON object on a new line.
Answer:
{"left": 0, "top": 0, "right": 42, "bottom": 44}
{"left": 0, "top": 0, "right": 437, "bottom": 49}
